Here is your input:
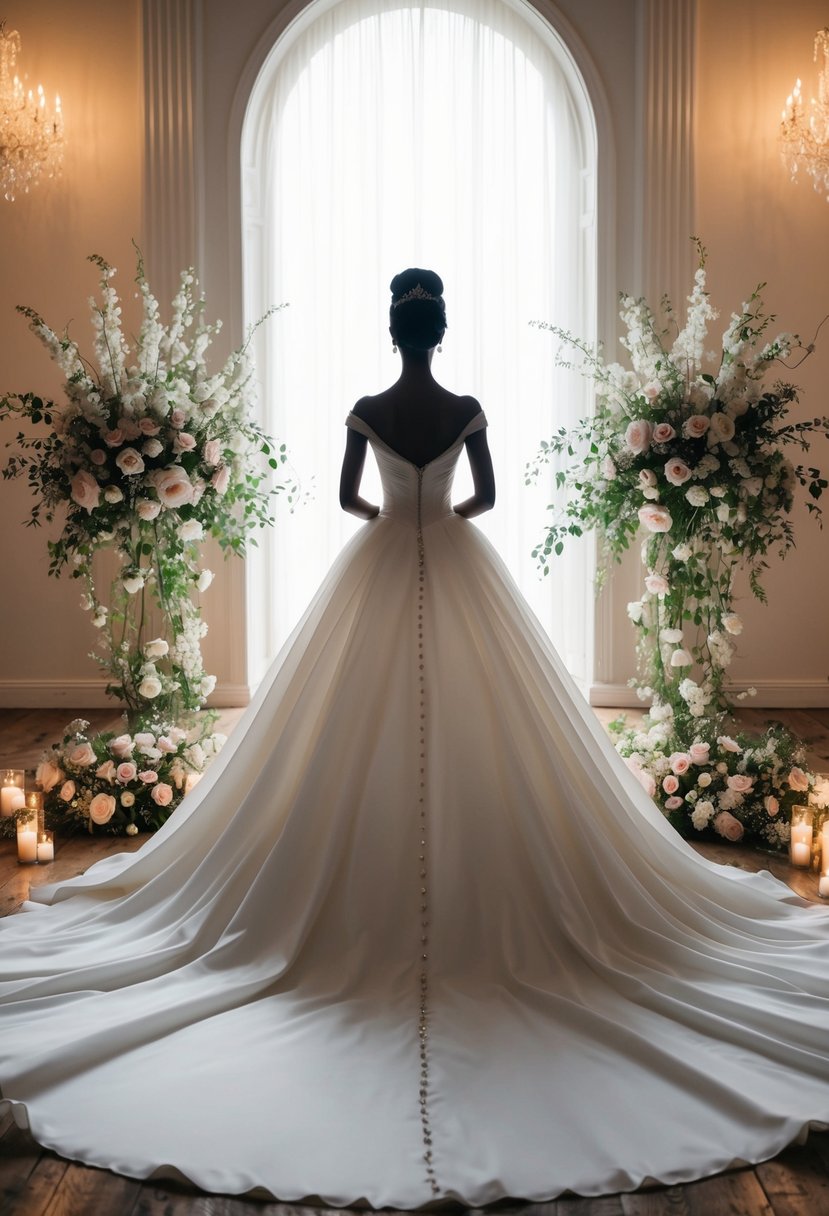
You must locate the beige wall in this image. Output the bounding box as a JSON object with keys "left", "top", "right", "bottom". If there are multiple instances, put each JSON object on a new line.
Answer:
{"left": 694, "top": 0, "right": 829, "bottom": 701}
{"left": 0, "top": 0, "right": 827, "bottom": 707}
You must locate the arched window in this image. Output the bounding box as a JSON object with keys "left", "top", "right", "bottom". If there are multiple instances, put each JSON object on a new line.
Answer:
{"left": 242, "top": 0, "right": 597, "bottom": 689}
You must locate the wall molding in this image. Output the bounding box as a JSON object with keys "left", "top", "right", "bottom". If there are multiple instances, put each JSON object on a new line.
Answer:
{"left": 589, "top": 680, "right": 829, "bottom": 710}
{"left": 0, "top": 681, "right": 250, "bottom": 711}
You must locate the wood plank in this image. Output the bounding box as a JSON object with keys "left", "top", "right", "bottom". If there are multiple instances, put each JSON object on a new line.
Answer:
{"left": 553, "top": 1196, "right": 625, "bottom": 1215}
{"left": 41, "top": 1162, "right": 141, "bottom": 1216}
{"left": 755, "top": 1140, "right": 829, "bottom": 1216}
{"left": 0, "top": 1149, "right": 70, "bottom": 1216}
{"left": 620, "top": 1169, "right": 773, "bottom": 1214}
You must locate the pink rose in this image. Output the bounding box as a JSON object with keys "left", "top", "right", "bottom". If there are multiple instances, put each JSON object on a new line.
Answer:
{"left": 638, "top": 468, "right": 657, "bottom": 488}
{"left": 116, "top": 762, "right": 137, "bottom": 784}
{"left": 89, "top": 792, "right": 117, "bottom": 825}
{"left": 203, "top": 438, "right": 222, "bottom": 466}
{"left": 170, "top": 409, "right": 187, "bottom": 428}
{"left": 788, "top": 767, "right": 810, "bottom": 792}
{"left": 59, "top": 780, "right": 76, "bottom": 802}
{"left": 149, "top": 466, "right": 195, "bottom": 509}
{"left": 139, "top": 769, "right": 159, "bottom": 784}
{"left": 664, "top": 458, "right": 692, "bottom": 486}
{"left": 115, "top": 447, "right": 145, "bottom": 476}
{"left": 211, "top": 464, "right": 230, "bottom": 495}
{"left": 638, "top": 504, "right": 673, "bottom": 533}
{"left": 669, "top": 752, "right": 691, "bottom": 776}
{"left": 644, "top": 572, "right": 669, "bottom": 596}
{"left": 90, "top": 449, "right": 107, "bottom": 465}
{"left": 70, "top": 470, "right": 101, "bottom": 513}
{"left": 625, "top": 420, "right": 652, "bottom": 455}
{"left": 96, "top": 759, "right": 117, "bottom": 783}
{"left": 103, "top": 427, "right": 125, "bottom": 447}
{"left": 688, "top": 742, "right": 710, "bottom": 765}
{"left": 36, "top": 759, "right": 64, "bottom": 792}
{"left": 717, "top": 735, "right": 742, "bottom": 754}
{"left": 713, "top": 810, "right": 744, "bottom": 842}
{"left": 764, "top": 795, "right": 780, "bottom": 816}
{"left": 664, "top": 795, "right": 684, "bottom": 810}
{"left": 652, "top": 423, "right": 676, "bottom": 444}
{"left": 151, "top": 782, "right": 174, "bottom": 806}
{"left": 662, "top": 774, "right": 680, "bottom": 795}
{"left": 138, "top": 416, "right": 161, "bottom": 435}
{"left": 69, "top": 742, "right": 97, "bottom": 767}
{"left": 727, "top": 774, "right": 754, "bottom": 793}
{"left": 683, "top": 414, "right": 710, "bottom": 439}
{"left": 109, "top": 733, "right": 134, "bottom": 759}
{"left": 173, "top": 431, "right": 197, "bottom": 454}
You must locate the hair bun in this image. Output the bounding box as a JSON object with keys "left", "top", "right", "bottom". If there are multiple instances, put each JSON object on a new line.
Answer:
{"left": 389, "top": 268, "right": 444, "bottom": 302}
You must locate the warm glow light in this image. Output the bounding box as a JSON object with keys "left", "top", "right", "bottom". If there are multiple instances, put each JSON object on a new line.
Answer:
{"left": 0, "top": 22, "right": 64, "bottom": 201}
{"left": 780, "top": 30, "right": 829, "bottom": 201}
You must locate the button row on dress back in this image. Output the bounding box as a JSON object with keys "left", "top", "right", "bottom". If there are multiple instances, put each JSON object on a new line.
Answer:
{"left": 415, "top": 467, "right": 440, "bottom": 1198}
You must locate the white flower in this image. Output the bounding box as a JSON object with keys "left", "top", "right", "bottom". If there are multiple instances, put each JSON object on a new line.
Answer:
{"left": 627, "top": 601, "right": 644, "bottom": 623}
{"left": 144, "top": 637, "right": 169, "bottom": 658}
{"left": 697, "top": 772, "right": 712, "bottom": 788}
{"left": 180, "top": 520, "right": 204, "bottom": 542}
{"left": 601, "top": 455, "right": 617, "bottom": 480}
{"left": 122, "top": 574, "right": 145, "bottom": 595}
{"left": 644, "top": 573, "right": 669, "bottom": 596}
{"left": 691, "top": 801, "right": 714, "bottom": 830}
{"left": 741, "top": 476, "right": 763, "bottom": 497}
{"left": 670, "top": 648, "right": 693, "bottom": 667}
{"left": 683, "top": 414, "right": 710, "bottom": 439}
{"left": 196, "top": 569, "right": 214, "bottom": 592}
{"left": 148, "top": 466, "right": 195, "bottom": 509}
{"left": 685, "top": 486, "right": 709, "bottom": 508}
{"left": 200, "top": 674, "right": 217, "bottom": 697}
{"left": 672, "top": 543, "right": 692, "bottom": 562}
{"left": 125, "top": 822, "right": 139, "bottom": 835}
{"left": 709, "top": 485, "right": 727, "bottom": 498}
{"left": 103, "top": 485, "right": 124, "bottom": 504}
{"left": 92, "top": 608, "right": 108, "bottom": 628}
{"left": 138, "top": 675, "right": 162, "bottom": 698}
{"left": 638, "top": 468, "right": 657, "bottom": 488}
{"left": 142, "top": 438, "right": 164, "bottom": 458}
{"left": 660, "top": 628, "right": 684, "bottom": 644}
{"left": 121, "top": 791, "right": 135, "bottom": 807}
{"left": 70, "top": 470, "right": 101, "bottom": 512}
{"left": 707, "top": 412, "right": 736, "bottom": 445}
{"left": 722, "top": 613, "right": 743, "bottom": 636}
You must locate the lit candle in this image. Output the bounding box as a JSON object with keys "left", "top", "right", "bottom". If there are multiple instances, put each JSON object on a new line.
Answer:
{"left": 790, "top": 804, "right": 814, "bottom": 868}
{"left": 16, "top": 820, "right": 38, "bottom": 865}
{"left": 819, "top": 823, "right": 829, "bottom": 898}
{"left": 0, "top": 769, "right": 25, "bottom": 817}
{"left": 36, "top": 831, "right": 54, "bottom": 863}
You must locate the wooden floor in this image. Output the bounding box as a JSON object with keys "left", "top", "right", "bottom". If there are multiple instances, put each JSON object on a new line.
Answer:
{"left": 2, "top": 707, "right": 829, "bottom": 1216}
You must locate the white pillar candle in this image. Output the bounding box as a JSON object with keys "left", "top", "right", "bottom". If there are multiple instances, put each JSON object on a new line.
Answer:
{"left": 819, "top": 876, "right": 829, "bottom": 899}
{"left": 790, "top": 806, "right": 814, "bottom": 868}
{"left": 791, "top": 840, "right": 811, "bottom": 866}
{"left": 36, "top": 832, "right": 54, "bottom": 863}
{"left": 16, "top": 823, "right": 38, "bottom": 864}
{"left": 1, "top": 769, "right": 25, "bottom": 817}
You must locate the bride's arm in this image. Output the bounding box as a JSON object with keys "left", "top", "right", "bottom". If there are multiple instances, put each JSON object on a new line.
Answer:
{"left": 339, "top": 430, "right": 380, "bottom": 519}
{"left": 454, "top": 429, "right": 496, "bottom": 518}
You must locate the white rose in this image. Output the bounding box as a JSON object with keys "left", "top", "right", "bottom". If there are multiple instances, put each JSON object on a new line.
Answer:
{"left": 709, "top": 485, "right": 727, "bottom": 498}
{"left": 697, "top": 772, "right": 712, "bottom": 788}
{"left": 180, "top": 520, "right": 204, "bottom": 542}
{"left": 601, "top": 455, "right": 617, "bottom": 480}
{"left": 670, "top": 648, "right": 693, "bottom": 667}
{"left": 103, "top": 485, "right": 124, "bottom": 504}
{"left": 196, "top": 569, "right": 214, "bottom": 592}
{"left": 660, "top": 628, "right": 684, "bottom": 644}
{"left": 137, "top": 499, "right": 162, "bottom": 521}
{"left": 707, "top": 413, "right": 736, "bottom": 445}
{"left": 685, "top": 486, "right": 709, "bottom": 508}
{"left": 142, "top": 438, "right": 164, "bottom": 458}
{"left": 70, "top": 470, "right": 101, "bottom": 513}
{"left": 92, "top": 609, "right": 108, "bottom": 628}
{"left": 122, "top": 574, "right": 145, "bottom": 595}
{"left": 638, "top": 505, "right": 673, "bottom": 533}
{"left": 138, "top": 675, "right": 162, "bottom": 699}
{"left": 672, "top": 543, "right": 692, "bottom": 562}
{"left": 144, "top": 637, "right": 169, "bottom": 658}
{"left": 125, "top": 822, "right": 139, "bottom": 835}
{"left": 644, "top": 572, "right": 669, "bottom": 596}
{"left": 115, "top": 447, "right": 145, "bottom": 476}
{"left": 149, "top": 466, "right": 195, "bottom": 509}
{"left": 664, "top": 458, "right": 692, "bottom": 487}
{"left": 742, "top": 476, "right": 763, "bottom": 497}
{"left": 722, "top": 613, "right": 743, "bottom": 636}
{"left": 200, "top": 674, "right": 217, "bottom": 697}
{"left": 627, "top": 601, "right": 644, "bottom": 623}
{"left": 625, "top": 419, "right": 652, "bottom": 455}
{"left": 120, "top": 791, "right": 135, "bottom": 807}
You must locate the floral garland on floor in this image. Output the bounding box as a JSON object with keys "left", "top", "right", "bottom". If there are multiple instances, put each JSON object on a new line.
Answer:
{"left": 528, "top": 241, "right": 829, "bottom": 850}
{"left": 0, "top": 252, "right": 297, "bottom": 835}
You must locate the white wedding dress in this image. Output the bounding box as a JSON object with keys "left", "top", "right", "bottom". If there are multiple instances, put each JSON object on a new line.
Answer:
{"left": 2, "top": 410, "right": 829, "bottom": 1208}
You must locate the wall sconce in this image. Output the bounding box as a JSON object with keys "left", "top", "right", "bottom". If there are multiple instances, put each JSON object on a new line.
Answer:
{"left": 780, "top": 28, "right": 829, "bottom": 202}
{"left": 0, "top": 22, "right": 64, "bottom": 202}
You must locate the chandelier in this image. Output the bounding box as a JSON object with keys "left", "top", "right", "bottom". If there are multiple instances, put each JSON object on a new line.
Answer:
{"left": 780, "top": 28, "right": 829, "bottom": 202}
{"left": 0, "top": 23, "right": 64, "bottom": 202}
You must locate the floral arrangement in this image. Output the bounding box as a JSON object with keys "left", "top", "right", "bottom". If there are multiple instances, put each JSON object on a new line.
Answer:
{"left": 529, "top": 242, "right": 829, "bottom": 847}
{"left": 0, "top": 251, "right": 297, "bottom": 836}
{"left": 34, "top": 718, "right": 226, "bottom": 835}
{"left": 0, "top": 251, "right": 296, "bottom": 723}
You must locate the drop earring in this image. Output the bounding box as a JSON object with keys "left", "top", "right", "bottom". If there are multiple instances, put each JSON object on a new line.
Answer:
{"left": 437, "top": 343, "right": 443, "bottom": 353}
{"left": 392, "top": 343, "right": 398, "bottom": 353}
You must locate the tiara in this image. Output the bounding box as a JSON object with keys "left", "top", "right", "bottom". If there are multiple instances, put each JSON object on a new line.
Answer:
{"left": 392, "top": 284, "right": 440, "bottom": 308}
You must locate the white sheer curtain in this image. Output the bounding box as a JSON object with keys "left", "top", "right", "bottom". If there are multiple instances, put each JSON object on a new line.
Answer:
{"left": 242, "top": 0, "right": 596, "bottom": 689}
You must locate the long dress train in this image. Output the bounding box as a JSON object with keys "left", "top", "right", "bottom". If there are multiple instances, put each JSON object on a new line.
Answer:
{"left": 1, "top": 410, "right": 829, "bottom": 1208}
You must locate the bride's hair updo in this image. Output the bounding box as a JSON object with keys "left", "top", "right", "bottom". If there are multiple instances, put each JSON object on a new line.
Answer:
{"left": 389, "top": 268, "right": 447, "bottom": 351}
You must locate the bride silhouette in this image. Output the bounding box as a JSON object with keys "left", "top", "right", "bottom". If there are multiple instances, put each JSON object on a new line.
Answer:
{"left": 2, "top": 269, "right": 829, "bottom": 1209}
